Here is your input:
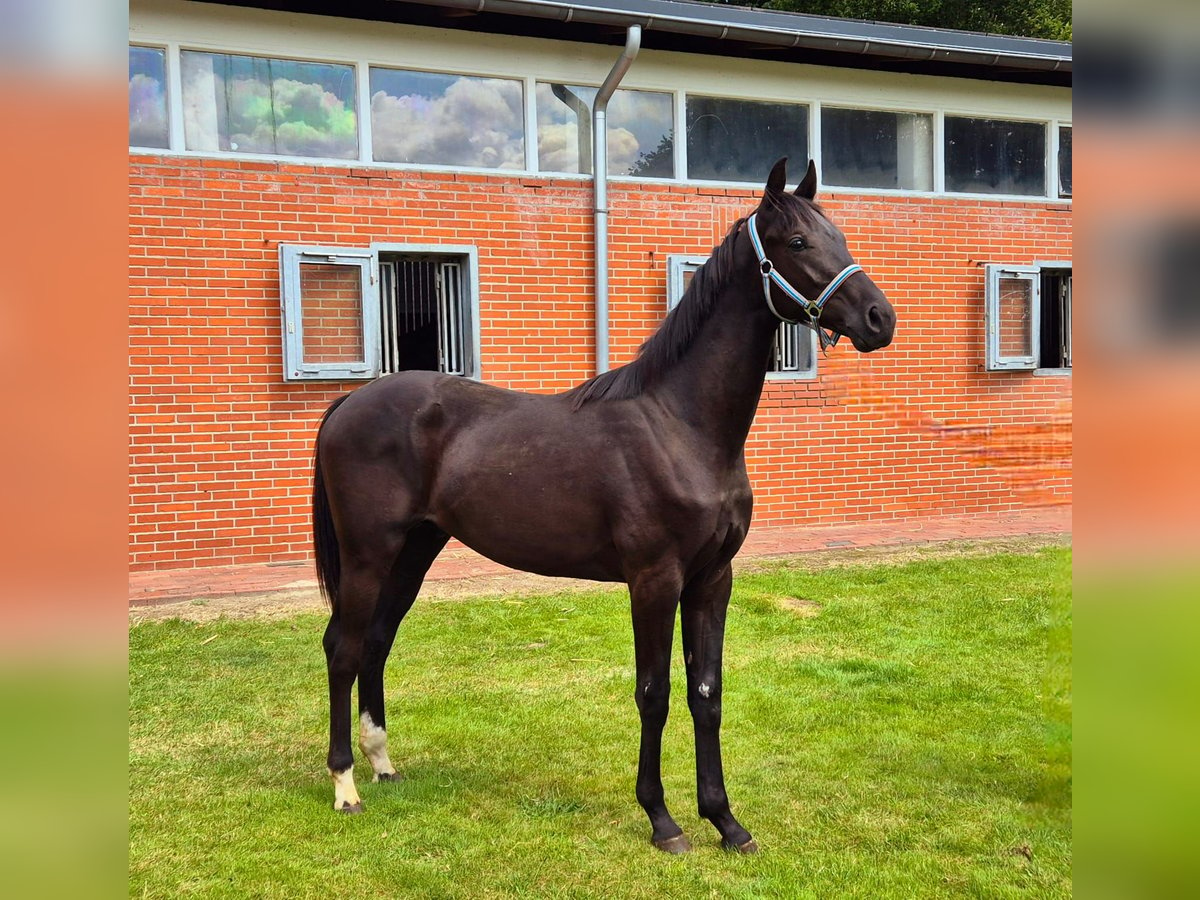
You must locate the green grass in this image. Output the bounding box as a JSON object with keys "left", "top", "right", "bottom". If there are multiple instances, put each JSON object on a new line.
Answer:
{"left": 129, "top": 548, "right": 1071, "bottom": 898}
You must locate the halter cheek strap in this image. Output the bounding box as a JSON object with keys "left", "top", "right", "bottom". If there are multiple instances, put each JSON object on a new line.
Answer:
{"left": 747, "top": 212, "right": 863, "bottom": 349}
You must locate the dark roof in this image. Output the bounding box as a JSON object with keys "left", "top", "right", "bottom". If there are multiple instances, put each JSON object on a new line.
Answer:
{"left": 202, "top": 0, "right": 1071, "bottom": 86}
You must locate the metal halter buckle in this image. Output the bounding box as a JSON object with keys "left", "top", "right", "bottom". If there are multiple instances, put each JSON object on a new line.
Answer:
{"left": 747, "top": 212, "right": 863, "bottom": 350}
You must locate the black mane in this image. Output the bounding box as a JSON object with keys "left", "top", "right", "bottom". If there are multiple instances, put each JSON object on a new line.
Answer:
{"left": 565, "top": 216, "right": 749, "bottom": 409}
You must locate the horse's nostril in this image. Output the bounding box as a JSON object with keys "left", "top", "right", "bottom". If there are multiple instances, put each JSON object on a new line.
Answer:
{"left": 866, "top": 305, "right": 884, "bottom": 333}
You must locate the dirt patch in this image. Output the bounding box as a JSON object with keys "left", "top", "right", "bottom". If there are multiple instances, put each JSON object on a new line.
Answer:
{"left": 128, "top": 533, "right": 1068, "bottom": 625}
{"left": 778, "top": 597, "right": 823, "bottom": 616}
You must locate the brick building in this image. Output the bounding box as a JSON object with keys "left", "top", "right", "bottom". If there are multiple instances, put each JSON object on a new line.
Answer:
{"left": 129, "top": 0, "right": 1072, "bottom": 571}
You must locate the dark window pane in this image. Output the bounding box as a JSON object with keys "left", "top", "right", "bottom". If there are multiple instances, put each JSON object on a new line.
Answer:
{"left": 129, "top": 46, "right": 168, "bottom": 149}
{"left": 181, "top": 51, "right": 358, "bottom": 159}
{"left": 686, "top": 96, "right": 807, "bottom": 183}
{"left": 945, "top": 116, "right": 1046, "bottom": 196}
{"left": 1058, "top": 126, "right": 1072, "bottom": 197}
{"left": 821, "top": 107, "right": 932, "bottom": 191}
{"left": 370, "top": 68, "right": 524, "bottom": 169}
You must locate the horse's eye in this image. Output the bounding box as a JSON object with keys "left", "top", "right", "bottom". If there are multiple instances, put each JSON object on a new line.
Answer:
{"left": 789, "top": 237, "right": 808, "bottom": 251}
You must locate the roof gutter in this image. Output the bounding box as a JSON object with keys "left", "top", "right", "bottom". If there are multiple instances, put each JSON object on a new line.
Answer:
{"left": 399, "top": 0, "right": 1070, "bottom": 74}
{"left": 592, "top": 24, "right": 640, "bottom": 374}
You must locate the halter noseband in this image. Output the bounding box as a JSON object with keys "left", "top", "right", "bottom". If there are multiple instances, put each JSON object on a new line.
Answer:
{"left": 747, "top": 212, "right": 862, "bottom": 349}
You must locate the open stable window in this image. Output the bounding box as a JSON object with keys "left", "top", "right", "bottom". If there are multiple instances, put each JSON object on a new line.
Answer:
{"left": 378, "top": 256, "right": 471, "bottom": 376}
{"left": 280, "top": 245, "right": 476, "bottom": 381}
{"left": 668, "top": 255, "right": 816, "bottom": 378}
{"left": 984, "top": 264, "right": 1072, "bottom": 371}
{"left": 280, "top": 247, "right": 378, "bottom": 381}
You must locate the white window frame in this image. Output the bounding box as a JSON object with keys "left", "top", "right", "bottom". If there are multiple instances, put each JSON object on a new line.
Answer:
{"left": 280, "top": 243, "right": 479, "bottom": 382}
{"left": 984, "top": 262, "right": 1073, "bottom": 373}
{"left": 667, "top": 254, "right": 817, "bottom": 380}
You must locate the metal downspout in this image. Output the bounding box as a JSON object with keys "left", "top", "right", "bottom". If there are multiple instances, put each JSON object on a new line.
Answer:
{"left": 593, "top": 25, "right": 641, "bottom": 374}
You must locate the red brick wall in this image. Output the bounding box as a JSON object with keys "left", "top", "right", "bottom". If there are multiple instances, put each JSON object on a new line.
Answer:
{"left": 129, "top": 157, "right": 1071, "bottom": 570}
{"left": 298, "top": 263, "right": 365, "bottom": 363}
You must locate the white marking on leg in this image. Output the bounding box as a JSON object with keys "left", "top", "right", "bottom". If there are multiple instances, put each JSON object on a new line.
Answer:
{"left": 359, "top": 711, "right": 397, "bottom": 782}
{"left": 330, "top": 766, "right": 361, "bottom": 810}
{"left": 698, "top": 682, "right": 712, "bottom": 698}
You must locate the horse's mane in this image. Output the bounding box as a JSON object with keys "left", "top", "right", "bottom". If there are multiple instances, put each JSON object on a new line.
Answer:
{"left": 565, "top": 216, "right": 750, "bottom": 410}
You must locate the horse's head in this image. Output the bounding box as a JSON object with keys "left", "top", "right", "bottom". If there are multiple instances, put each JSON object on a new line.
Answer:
{"left": 749, "top": 158, "right": 895, "bottom": 352}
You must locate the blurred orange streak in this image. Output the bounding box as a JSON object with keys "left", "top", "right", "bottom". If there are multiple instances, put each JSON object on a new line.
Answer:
{"left": 0, "top": 85, "right": 127, "bottom": 649}
{"left": 822, "top": 350, "right": 1072, "bottom": 507}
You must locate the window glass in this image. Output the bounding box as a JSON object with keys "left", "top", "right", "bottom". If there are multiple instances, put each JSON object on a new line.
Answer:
{"left": 945, "top": 116, "right": 1046, "bottom": 196}
{"left": 1058, "top": 126, "right": 1072, "bottom": 198}
{"left": 181, "top": 51, "right": 357, "bottom": 158}
{"left": 129, "top": 46, "right": 169, "bottom": 149}
{"left": 537, "top": 83, "right": 673, "bottom": 177}
{"left": 686, "top": 96, "right": 807, "bottom": 183}
{"left": 370, "top": 69, "right": 524, "bottom": 169}
{"left": 996, "top": 275, "right": 1036, "bottom": 358}
{"left": 821, "top": 107, "right": 933, "bottom": 191}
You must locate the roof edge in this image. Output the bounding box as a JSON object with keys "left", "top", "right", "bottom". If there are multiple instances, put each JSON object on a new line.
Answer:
{"left": 394, "top": 0, "right": 1071, "bottom": 74}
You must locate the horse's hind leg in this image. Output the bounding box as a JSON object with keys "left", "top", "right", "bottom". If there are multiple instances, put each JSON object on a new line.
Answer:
{"left": 357, "top": 522, "right": 449, "bottom": 783}
{"left": 324, "top": 534, "right": 402, "bottom": 814}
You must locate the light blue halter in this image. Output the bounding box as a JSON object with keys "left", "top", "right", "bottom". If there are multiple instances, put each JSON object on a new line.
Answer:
{"left": 747, "top": 212, "right": 863, "bottom": 349}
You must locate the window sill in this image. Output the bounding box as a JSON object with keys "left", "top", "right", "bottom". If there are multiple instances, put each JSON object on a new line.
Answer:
{"left": 765, "top": 372, "right": 818, "bottom": 382}
{"left": 1033, "top": 367, "right": 1072, "bottom": 377}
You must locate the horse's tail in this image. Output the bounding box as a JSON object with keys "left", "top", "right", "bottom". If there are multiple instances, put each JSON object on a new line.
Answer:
{"left": 312, "top": 394, "right": 351, "bottom": 609}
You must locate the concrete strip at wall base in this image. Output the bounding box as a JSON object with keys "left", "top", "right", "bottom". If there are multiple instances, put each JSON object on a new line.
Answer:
{"left": 129, "top": 505, "right": 1070, "bottom": 606}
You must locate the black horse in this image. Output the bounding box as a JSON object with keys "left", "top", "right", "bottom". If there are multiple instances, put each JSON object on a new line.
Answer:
{"left": 311, "top": 158, "right": 895, "bottom": 853}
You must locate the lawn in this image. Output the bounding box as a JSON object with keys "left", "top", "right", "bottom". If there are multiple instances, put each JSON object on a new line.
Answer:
{"left": 129, "top": 547, "right": 1071, "bottom": 898}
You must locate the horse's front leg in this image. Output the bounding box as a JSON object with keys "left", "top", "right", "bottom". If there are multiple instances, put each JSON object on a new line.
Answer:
{"left": 680, "top": 564, "right": 757, "bottom": 852}
{"left": 629, "top": 566, "right": 690, "bottom": 853}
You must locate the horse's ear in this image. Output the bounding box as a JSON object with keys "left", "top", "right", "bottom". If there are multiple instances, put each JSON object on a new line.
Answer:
{"left": 795, "top": 159, "right": 818, "bottom": 200}
{"left": 765, "top": 157, "right": 788, "bottom": 196}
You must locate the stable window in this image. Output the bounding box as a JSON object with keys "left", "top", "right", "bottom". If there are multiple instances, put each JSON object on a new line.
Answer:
{"left": 821, "top": 107, "right": 933, "bottom": 191}
{"left": 668, "top": 255, "right": 816, "bottom": 378}
{"left": 685, "top": 96, "right": 808, "bottom": 184}
{"left": 984, "top": 263, "right": 1072, "bottom": 371}
{"left": 945, "top": 117, "right": 1046, "bottom": 196}
{"left": 369, "top": 67, "right": 524, "bottom": 169}
{"left": 536, "top": 82, "right": 673, "bottom": 177}
{"left": 129, "top": 45, "right": 169, "bottom": 149}
{"left": 181, "top": 50, "right": 358, "bottom": 159}
{"left": 1058, "top": 126, "right": 1072, "bottom": 198}
{"left": 280, "top": 245, "right": 477, "bottom": 381}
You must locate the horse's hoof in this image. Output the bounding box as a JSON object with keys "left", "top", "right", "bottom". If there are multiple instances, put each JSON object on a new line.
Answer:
{"left": 374, "top": 772, "right": 402, "bottom": 783}
{"left": 723, "top": 837, "right": 759, "bottom": 854}
{"left": 337, "top": 801, "right": 363, "bottom": 815}
{"left": 652, "top": 833, "right": 692, "bottom": 854}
